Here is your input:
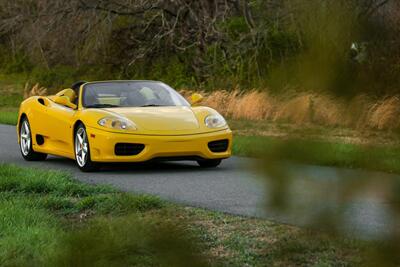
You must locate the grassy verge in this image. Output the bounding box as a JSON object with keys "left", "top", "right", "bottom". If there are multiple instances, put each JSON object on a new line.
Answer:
{"left": 0, "top": 74, "right": 23, "bottom": 125}
{"left": 0, "top": 164, "right": 165, "bottom": 266}
{"left": 0, "top": 110, "right": 18, "bottom": 125}
{"left": 229, "top": 119, "right": 400, "bottom": 146}
{"left": 0, "top": 163, "right": 372, "bottom": 266}
{"left": 234, "top": 135, "right": 400, "bottom": 173}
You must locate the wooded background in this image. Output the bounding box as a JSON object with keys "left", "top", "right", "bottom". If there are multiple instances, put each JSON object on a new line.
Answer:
{"left": 0, "top": 0, "right": 398, "bottom": 95}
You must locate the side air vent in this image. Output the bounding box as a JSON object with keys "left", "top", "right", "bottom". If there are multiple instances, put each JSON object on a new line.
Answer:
{"left": 114, "top": 143, "right": 145, "bottom": 156}
{"left": 208, "top": 139, "right": 229, "bottom": 153}
{"left": 36, "top": 134, "right": 45, "bottom": 145}
{"left": 38, "top": 98, "right": 46, "bottom": 106}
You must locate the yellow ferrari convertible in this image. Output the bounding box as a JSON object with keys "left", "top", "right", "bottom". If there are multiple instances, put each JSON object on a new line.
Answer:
{"left": 17, "top": 80, "right": 232, "bottom": 171}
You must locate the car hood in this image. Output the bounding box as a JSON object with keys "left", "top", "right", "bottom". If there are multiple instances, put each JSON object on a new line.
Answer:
{"left": 80, "top": 106, "right": 228, "bottom": 135}
{"left": 104, "top": 106, "right": 200, "bottom": 132}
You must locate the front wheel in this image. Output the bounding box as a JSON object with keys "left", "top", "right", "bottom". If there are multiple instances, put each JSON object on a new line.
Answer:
{"left": 19, "top": 118, "right": 47, "bottom": 161}
{"left": 74, "top": 124, "right": 98, "bottom": 172}
{"left": 197, "top": 159, "right": 222, "bottom": 168}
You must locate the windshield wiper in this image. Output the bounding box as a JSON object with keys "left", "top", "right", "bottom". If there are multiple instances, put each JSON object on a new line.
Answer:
{"left": 85, "top": 104, "right": 120, "bottom": 108}
{"left": 139, "top": 104, "right": 166, "bottom": 107}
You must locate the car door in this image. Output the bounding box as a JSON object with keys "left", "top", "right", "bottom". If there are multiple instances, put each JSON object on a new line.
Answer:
{"left": 28, "top": 97, "right": 52, "bottom": 139}
{"left": 45, "top": 100, "right": 77, "bottom": 157}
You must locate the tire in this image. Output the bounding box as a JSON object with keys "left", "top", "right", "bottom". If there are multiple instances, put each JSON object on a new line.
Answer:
{"left": 74, "top": 123, "right": 98, "bottom": 172}
{"left": 19, "top": 117, "right": 47, "bottom": 161}
{"left": 197, "top": 159, "right": 222, "bottom": 168}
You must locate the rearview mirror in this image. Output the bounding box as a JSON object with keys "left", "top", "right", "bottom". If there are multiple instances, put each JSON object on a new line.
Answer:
{"left": 54, "top": 96, "right": 77, "bottom": 109}
{"left": 190, "top": 93, "right": 204, "bottom": 106}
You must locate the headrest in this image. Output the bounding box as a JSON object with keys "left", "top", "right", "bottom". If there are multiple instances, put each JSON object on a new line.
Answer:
{"left": 56, "top": 88, "right": 77, "bottom": 102}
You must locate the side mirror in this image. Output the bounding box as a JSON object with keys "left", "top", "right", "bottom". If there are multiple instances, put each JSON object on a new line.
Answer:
{"left": 54, "top": 95, "right": 77, "bottom": 109}
{"left": 190, "top": 93, "right": 204, "bottom": 106}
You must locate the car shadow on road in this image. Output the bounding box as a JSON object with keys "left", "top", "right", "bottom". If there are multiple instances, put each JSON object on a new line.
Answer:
{"left": 44, "top": 156, "right": 228, "bottom": 174}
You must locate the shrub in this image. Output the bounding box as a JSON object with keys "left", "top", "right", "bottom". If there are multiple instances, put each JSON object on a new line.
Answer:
{"left": 30, "top": 66, "right": 78, "bottom": 90}
{"left": 0, "top": 48, "right": 33, "bottom": 74}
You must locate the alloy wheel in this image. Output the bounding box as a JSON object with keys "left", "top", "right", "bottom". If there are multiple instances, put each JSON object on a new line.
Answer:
{"left": 20, "top": 120, "right": 31, "bottom": 156}
{"left": 75, "top": 127, "right": 88, "bottom": 167}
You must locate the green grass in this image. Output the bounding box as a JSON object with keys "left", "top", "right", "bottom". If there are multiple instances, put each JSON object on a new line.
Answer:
{"left": 182, "top": 209, "right": 367, "bottom": 267}
{"left": 0, "top": 73, "right": 25, "bottom": 106}
{"left": 0, "top": 73, "right": 28, "bottom": 85}
{"left": 0, "top": 110, "right": 18, "bottom": 125}
{"left": 0, "top": 164, "right": 165, "bottom": 266}
{"left": 0, "top": 73, "right": 23, "bottom": 125}
{"left": 233, "top": 135, "right": 400, "bottom": 173}
{"left": 0, "top": 163, "right": 379, "bottom": 266}
{"left": 0, "top": 197, "right": 61, "bottom": 266}
{"left": 0, "top": 94, "right": 23, "bottom": 107}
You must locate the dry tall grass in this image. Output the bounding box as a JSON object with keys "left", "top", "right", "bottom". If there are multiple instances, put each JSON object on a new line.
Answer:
{"left": 367, "top": 96, "right": 400, "bottom": 130}
{"left": 273, "top": 94, "right": 313, "bottom": 125}
{"left": 19, "top": 84, "right": 400, "bottom": 130}
{"left": 184, "top": 89, "right": 400, "bottom": 131}
{"left": 23, "top": 83, "right": 47, "bottom": 99}
{"left": 201, "top": 90, "right": 275, "bottom": 120}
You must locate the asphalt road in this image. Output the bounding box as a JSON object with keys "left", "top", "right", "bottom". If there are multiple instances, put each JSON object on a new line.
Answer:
{"left": 1, "top": 124, "right": 398, "bottom": 239}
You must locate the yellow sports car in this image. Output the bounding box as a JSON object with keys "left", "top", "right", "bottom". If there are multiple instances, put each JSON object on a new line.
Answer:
{"left": 17, "top": 80, "right": 232, "bottom": 171}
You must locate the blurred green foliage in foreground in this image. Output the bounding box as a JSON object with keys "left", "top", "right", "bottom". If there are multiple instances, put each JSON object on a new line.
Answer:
{"left": 257, "top": 1, "right": 400, "bottom": 266}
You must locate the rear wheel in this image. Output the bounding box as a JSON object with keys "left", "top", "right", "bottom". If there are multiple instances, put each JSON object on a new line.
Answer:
{"left": 74, "top": 124, "right": 98, "bottom": 172}
{"left": 197, "top": 159, "right": 222, "bottom": 168}
{"left": 19, "top": 118, "right": 47, "bottom": 161}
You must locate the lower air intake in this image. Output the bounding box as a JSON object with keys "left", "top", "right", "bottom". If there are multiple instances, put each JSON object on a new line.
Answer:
{"left": 114, "top": 143, "right": 145, "bottom": 156}
{"left": 208, "top": 139, "right": 229, "bottom": 153}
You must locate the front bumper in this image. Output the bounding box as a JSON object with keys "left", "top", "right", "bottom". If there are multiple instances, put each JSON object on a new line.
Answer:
{"left": 86, "top": 127, "right": 232, "bottom": 162}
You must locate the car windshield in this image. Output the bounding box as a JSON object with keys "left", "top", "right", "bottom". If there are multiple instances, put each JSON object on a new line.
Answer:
{"left": 82, "top": 81, "right": 190, "bottom": 108}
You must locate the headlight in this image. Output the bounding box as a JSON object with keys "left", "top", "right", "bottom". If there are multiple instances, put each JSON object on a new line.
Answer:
{"left": 205, "top": 114, "right": 227, "bottom": 128}
{"left": 98, "top": 116, "right": 137, "bottom": 130}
